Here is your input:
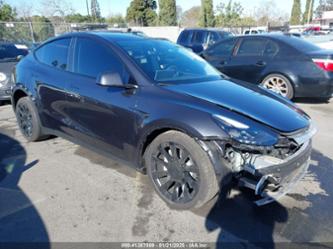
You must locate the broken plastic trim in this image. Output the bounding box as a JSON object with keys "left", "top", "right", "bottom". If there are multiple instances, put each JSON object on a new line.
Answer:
{"left": 238, "top": 140, "right": 312, "bottom": 206}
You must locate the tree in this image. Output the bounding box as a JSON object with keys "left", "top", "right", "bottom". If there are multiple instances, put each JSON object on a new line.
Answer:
{"left": 126, "top": 0, "right": 158, "bottom": 26}
{"left": 290, "top": 0, "right": 302, "bottom": 25}
{"left": 159, "top": 0, "right": 177, "bottom": 26}
{"left": 31, "top": 16, "right": 55, "bottom": 42}
{"left": 315, "top": 0, "right": 333, "bottom": 19}
{"left": 303, "top": 0, "right": 314, "bottom": 24}
{"left": 253, "top": 0, "right": 288, "bottom": 26}
{"left": 0, "top": 1, "right": 17, "bottom": 21}
{"left": 65, "top": 13, "right": 90, "bottom": 23}
{"left": 91, "top": 0, "right": 101, "bottom": 22}
{"left": 181, "top": 6, "right": 201, "bottom": 27}
{"left": 106, "top": 14, "right": 127, "bottom": 27}
{"left": 215, "top": 0, "right": 243, "bottom": 27}
{"left": 199, "top": 0, "right": 215, "bottom": 27}
{"left": 176, "top": 5, "right": 182, "bottom": 25}
{"left": 40, "top": 0, "right": 74, "bottom": 21}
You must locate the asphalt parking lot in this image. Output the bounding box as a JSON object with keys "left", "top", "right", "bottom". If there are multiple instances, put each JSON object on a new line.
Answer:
{"left": 0, "top": 99, "right": 332, "bottom": 247}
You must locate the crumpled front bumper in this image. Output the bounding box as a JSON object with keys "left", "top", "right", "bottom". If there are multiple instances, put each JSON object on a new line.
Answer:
{"left": 238, "top": 140, "right": 312, "bottom": 206}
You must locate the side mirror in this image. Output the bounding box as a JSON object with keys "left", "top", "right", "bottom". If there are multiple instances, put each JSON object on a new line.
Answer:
{"left": 96, "top": 71, "right": 138, "bottom": 89}
{"left": 17, "top": 55, "right": 24, "bottom": 61}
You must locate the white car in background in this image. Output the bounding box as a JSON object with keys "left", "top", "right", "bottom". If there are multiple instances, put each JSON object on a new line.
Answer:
{"left": 243, "top": 29, "right": 266, "bottom": 35}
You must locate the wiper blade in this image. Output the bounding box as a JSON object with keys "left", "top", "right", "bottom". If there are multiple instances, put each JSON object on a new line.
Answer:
{"left": 220, "top": 73, "right": 230, "bottom": 80}
{"left": 157, "top": 82, "right": 173, "bottom": 86}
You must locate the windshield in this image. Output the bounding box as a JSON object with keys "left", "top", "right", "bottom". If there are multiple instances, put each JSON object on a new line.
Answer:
{"left": 0, "top": 44, "right": 28, "bottom": 60}
{"left": 116, "top": 39, "right": 222, "bottom": 84}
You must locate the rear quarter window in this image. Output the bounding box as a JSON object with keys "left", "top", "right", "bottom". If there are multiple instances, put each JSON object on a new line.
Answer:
{"left": 35, "top": 38, "right": 71, "bottom": 70}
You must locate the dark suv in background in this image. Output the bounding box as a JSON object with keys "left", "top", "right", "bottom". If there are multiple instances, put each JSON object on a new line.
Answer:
{"left": 177, "top": 28, "right": 232, "bottom": 54}
{"left": 0, "top": 42, "right": 28, "bottom": 104}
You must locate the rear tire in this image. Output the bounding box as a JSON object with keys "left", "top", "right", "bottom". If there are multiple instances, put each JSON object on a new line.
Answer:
{"left": 261, "top": 74, "right": 294, "bottom": 99}
{"left": 15, "top": 97, "right": 47, "bottom": 142}
{"left": 144, "top": 131, "right": 219, "bottom": 210}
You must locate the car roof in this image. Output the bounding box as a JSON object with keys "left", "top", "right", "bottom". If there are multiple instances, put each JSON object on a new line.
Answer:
{"left": 236, "top": 33, "right": 298, "bottom": 41}
{"left": 54, "top": 31, "right": 148, "bottom": 42}
{"left": 181, "top": 28, "right": 229, "bottom": 33}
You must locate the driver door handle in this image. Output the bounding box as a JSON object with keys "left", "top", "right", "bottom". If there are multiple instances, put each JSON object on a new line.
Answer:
{"left": 256, "top": 60, "right": 266, "bottom": 67}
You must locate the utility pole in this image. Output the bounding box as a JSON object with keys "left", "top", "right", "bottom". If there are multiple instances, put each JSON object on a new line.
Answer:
{"left": 28, "top": 22, "right": 35, "bottom": 43}
{"left": 86, "top": 0, "right": 90, "bottom": 17}
{"left": 307, "top": 0, "right": 314, "bottom": 25}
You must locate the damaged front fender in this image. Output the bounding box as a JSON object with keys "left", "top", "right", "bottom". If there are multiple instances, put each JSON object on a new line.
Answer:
{"left": 200, "top": 123, "right": 316, "bottom": 206}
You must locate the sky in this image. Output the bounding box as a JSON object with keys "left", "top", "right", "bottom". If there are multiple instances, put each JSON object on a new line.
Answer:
{"left": 6, "top": 0, "right": 308, "bottom": 17}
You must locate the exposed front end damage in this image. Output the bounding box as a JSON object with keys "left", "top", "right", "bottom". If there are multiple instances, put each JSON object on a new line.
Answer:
{"left": 210, "top": 124, "right": 316, "bottom": 206}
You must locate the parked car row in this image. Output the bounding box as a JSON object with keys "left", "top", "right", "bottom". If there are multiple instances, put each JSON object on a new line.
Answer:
{"left": 177, "top": 29, "right": 333, "bottom": 101}
{"left": 10, "top": 32, "right": 316, "bottom": 209}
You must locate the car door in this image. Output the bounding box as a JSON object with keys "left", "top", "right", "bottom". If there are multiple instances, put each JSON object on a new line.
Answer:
{"left": 34, "top": 38, "right": 74, "bottom": 132}
{"left": 202, "top": 37, "right": 238, "bottom": 74}
{"left": 224, "top": 37, "right": 269, "bottom": 83}
{"left": 64, "top": 36, "right": 139, "bottom": 160}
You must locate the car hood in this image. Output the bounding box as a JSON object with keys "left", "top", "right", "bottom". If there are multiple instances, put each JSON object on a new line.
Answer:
{"left": 164, "top": 79, "right": 310, "bottom": 133}
{"left": 0, "top": 61, "right": 17, "bottom": 74}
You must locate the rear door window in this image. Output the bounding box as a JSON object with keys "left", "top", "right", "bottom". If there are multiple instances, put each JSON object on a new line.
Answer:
{"left": 208, "top": 38, "right": 237, "bottom": 57}
{"left": 264, "top": 40, "right": 279, "bottom": 57}
{"left": 236, "top": 38, "right": 267, "bottom": 56}
{"left": 35, "top": 38, "right": 71, "bottom": 70}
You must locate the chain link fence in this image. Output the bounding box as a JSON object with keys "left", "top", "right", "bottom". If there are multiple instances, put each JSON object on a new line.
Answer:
{"left": 0, "top": 21, "right": 113, "bottom": 45}
{"left": 0, "top": 21, "right": 282, "bottom": 46}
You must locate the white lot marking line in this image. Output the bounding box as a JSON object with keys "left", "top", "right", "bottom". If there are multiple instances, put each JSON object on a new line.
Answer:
{"left": 0, "top": 197, "right": 47, "bottom": 220}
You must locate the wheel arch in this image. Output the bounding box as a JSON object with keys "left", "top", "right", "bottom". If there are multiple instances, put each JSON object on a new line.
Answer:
{"left": 260, "top": 71, "right": 299, "bottom": 98}
{"left": 138, "top": 124, "right": 196, "bottom": 161}
{"left": 136, "top": 119, "right": 221, "bottom": 169}
{"left": 260, "top": 71, "right": 298, "bottom": 89}
{"left": 12, "top": 88, "right": 29, "bottom": 110}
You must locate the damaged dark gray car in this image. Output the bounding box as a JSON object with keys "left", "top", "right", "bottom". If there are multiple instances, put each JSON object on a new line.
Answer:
{"left": 12, "top": 33, "right": 316, "bottom": 209}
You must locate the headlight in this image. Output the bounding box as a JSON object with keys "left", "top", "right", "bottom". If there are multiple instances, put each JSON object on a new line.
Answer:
{"left": 213, "top": 114, "right": 278, "bottom": 146}
{"left": 0, "top": 72, "right": 7, "bottom": 83}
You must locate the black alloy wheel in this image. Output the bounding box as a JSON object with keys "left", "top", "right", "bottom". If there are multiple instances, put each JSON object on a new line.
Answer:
{"left": 15, "top": 97, "right": 47, "bottom": 142}
{"left": 17, "top": 102, "right": 33, "bottom": 138}
{"left": 151, "top": 142, "right": 200, "bottom": 204}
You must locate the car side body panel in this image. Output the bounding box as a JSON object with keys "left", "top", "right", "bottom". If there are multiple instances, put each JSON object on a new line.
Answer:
{"left": 203, "top": 35, "right": 333, "bottom": 98}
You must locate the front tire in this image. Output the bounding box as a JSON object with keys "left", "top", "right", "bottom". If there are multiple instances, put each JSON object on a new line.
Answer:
{"left": 144, "top": 131, "right": 219, "bottom": 210}
{"left": 261, "top": 74, "right": 294, "bottom": 99}
{"left": 15, "top": 97, "right": 46, "bottom": 142}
